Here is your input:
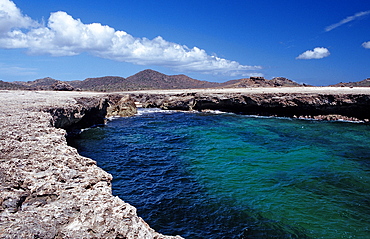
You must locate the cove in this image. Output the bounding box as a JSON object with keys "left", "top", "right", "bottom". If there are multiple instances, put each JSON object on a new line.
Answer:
{"left": 69, "top": 108, "right": 370, "bottom": 238}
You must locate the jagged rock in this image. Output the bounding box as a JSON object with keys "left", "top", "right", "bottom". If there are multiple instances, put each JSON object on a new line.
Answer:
{"left": 52, "top": 81, "right": 75, "bottom": 91}
{"left": 106, "top": 94, "right": 137, "bottom": 117}
{"left": 131, "top": 92, "right": 370, "bottom": 122}
{"left": 47, "top": 95, "right": 137, "bottom": 132}
{"left": 0, "top": 91, "right": 182, "bottom": 239}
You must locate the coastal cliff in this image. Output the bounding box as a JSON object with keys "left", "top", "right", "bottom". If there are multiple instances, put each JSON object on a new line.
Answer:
{"left": 1, "top": 88, "right": 370, "bottom": 238}
{"left": 0, "top": 91, "right": 182, "bottom": 239}
{"left": 131, "top": 90, "right": 370, "bottom": 122}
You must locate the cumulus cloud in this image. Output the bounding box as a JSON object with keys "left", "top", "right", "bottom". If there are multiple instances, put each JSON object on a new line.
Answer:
{"left": 362, "top": 41, "right": 370, "bottom": 49}
{"left": 296, "top": 47, "right": 330, "bottom": 60}
{"left": 0, "top": 0, "right": 261, "bottom": 76}
{"left": 0, "top": 0, "right": 36, "bottom": 34}
{"left": 325, "top": 10, "right": 370, "bottom": 32}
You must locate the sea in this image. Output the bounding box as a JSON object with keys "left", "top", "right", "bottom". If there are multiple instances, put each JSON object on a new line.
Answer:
{"left": 69, "top": 108, "right": 370, "bottom": 239}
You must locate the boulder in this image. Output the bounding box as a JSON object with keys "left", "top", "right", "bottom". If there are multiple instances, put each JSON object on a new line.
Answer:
{"left": 52, "top": 81, "right": 75, "bottom": 91}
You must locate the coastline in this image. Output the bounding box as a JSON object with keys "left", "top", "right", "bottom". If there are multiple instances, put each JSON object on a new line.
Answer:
{"left": 0, "top": 91, "right": 182, "bottom": 238}
{"left": 129, "top": 87, "right": 370, "bottom": 122}
{"left": 1, "top": 87, "right": 370, "bottom": 238}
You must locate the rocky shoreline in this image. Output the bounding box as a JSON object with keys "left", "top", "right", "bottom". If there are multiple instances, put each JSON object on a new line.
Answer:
{"left": 130, "top": 88, "right": 370, "bottom": 122}
{"left": 1, "top": 88, "right": 370, "bottom": 238}
{"left": 0, "top": 91, "right": 182, "bottom": 239}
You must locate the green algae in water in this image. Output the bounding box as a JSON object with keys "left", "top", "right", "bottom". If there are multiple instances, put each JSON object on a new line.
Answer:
{"left": 71, "top": 110, "right": 370, "bottom": 238}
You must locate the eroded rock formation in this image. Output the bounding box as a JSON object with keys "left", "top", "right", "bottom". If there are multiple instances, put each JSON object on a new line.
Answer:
{"left": 47, "top": 94, "right": 137, "bottom": 133}
{"left": 131, "top": 92, "right": 370, "bottom": 122}
{"left": 0, "top": 91, "right": 181, "bottom": 239}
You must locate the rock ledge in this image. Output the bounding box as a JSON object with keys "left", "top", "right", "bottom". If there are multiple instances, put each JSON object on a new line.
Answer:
{"left": 0, "top": 91, "right": 182, "bottom": 239}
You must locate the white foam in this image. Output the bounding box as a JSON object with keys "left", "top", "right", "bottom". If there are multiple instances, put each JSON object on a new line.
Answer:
{"left": 135, "top": 108, "right": 177, "bottom": 116}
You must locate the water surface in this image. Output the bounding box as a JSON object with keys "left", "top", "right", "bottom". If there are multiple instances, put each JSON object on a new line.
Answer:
{"left": 70, "top": 109, "right": 370, "bottom": 238}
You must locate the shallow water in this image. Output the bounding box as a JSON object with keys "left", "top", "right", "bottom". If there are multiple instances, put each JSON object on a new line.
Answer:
{"left": 70, "top": 109, "right": 370, "bottom": 238}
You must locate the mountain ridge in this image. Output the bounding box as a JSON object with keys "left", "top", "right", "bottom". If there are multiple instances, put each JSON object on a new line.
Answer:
{"left": 7, "top": 69, "right": 369, "bottom": 91}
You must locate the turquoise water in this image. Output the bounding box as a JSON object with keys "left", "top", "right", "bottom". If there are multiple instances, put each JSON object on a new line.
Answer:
{"left": 70, "top": 109, "right": 370, "bottom": 238}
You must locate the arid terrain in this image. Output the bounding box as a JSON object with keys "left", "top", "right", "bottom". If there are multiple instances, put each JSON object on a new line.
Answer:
{"left": 1, "top": 87, "right": 370, "bottom": 238}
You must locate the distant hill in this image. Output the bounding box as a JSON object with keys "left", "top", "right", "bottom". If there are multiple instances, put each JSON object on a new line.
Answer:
{"left": 222, "top": 76, "right": 305, "bottom": 88}
{"left": 0, "top": 80, "right": 28, "bottom": 90}
{"left": 330, "top": 78, "right": 370, "bottom": 87}
{"left": 69, "top": 76, "right": 127, "bottom": 91}
{"left": 125, "top": 69, "right": 220, "bottom": 89}
{"left": 2, "top": 69, "right": 319, "bottom": 91}
{"left": 70, "top": 69, "right": 221, "bottom": 91}
{"left": 13, "top": 77, "right": 59, "bottom": 90}
{"left": 69, "top": 70, "right": 306, "bottom": 91}
{"left": 13, "top": 77, "right": 75, "bottom": 91}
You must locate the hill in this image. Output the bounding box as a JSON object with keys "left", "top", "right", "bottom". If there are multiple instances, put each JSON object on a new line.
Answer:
{"left": 0, "top": 80, "right": 28, "bottom": 90}
{"left": 13, "top": 77, "right": 59, "bottom": 90}
{"left": 69, "top": 76, "right": 127, "bottom": 91}
{"left": 3, "top": 69, "right": 314, "bottom": 91}
{"left": 125, "top": 69, "right": 220, "bottom": 89}
{"left": 13, "top": 77, "right": 75, "bottom": 91}
{"left": 70, "top": 70, "right": 306, "bottom": 92}
{"left": 222, "top": 76, "right": 306, "bottom": 88}
{"left": 69, "top": 69, "right": 221, "bottom": 91}
{"left": 330, "top": 78, "right": 370, "bottom": 87}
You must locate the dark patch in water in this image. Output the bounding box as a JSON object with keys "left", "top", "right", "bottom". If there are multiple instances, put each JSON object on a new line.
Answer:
{"left": 69, "top": 110, "right": 370, "bottom": 238}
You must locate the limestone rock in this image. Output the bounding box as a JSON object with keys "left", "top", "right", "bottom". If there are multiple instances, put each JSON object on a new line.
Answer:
{"left": 106, "top": 94, "right": 137, "bottom": 117}
{"left": 0, "top": 91, "right": 182, "bottom": 239}
{"left": 131, "top": 92, "right": 370, "bottom": 122}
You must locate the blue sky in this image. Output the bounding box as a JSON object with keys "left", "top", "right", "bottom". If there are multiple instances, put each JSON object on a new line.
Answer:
{"left": 0, "top": 0, "right": 369, "bottom": 85}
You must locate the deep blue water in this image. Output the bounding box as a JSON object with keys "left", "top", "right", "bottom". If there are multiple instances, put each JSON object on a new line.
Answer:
{"left": 70, "top": 109, "right": 370, "bottom": 238}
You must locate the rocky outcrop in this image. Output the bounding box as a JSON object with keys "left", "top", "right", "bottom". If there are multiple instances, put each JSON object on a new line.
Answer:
{"left": 223, "top": 76, "right": 305, "bottom": 88}
{"left": 106, "top": 94, "right": 137, "bottom": 118}
{"left": 131, "top": 92, "right": 370, "bottom": 122}
{"left": 51, "top": 81, "right": 75, "bottom": 91}
{"left": 47, "top": 95, "right": 137, "bottom": 133}
{"left": 0, "top": 91, "right": 181, "bottom": 239}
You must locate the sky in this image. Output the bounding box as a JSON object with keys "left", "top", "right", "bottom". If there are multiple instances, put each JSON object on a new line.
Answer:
{"left": 0, "top": 0, "right": 369, "bottom": 85}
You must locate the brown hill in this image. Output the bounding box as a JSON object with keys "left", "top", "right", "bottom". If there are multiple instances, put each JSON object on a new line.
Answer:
{"left": 13, "top": 77, "right": 75, "bottom": 91}
{"left": 330, "top": 78, "right": 370, "bottom": 87}
{"left": 125, "top": 69, "right": 220, "bottom": 89}
{"left": 3, "top": 69, "right": 307, "bottom": 92}
{"left": 70, "top": 69, "right": 221, "bottom": 91}
{"left": 71, "top": 70, "right": 304, "bottom": 92}
{"left": 69, "top": 76, "right": 127, "bottom": 91}
{"left": 0, "top": 80, "right": 28, "bottom": 90}
{"left": 13, "top": 77, "right": 59, "bottom": 90}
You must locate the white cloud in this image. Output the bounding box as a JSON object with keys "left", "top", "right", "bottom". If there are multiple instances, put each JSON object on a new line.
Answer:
{"left": 0, "top": 0, "right": 261, "bottom": 77}
{"left": 296, "top": 47, "right": 330, "bottom": 60}
{"left": 0, "top": 0, "right": 36, "bottom": 34}
{"left": 325, "top": 10, "right": 370, "bottom": 32}
{"left": 362, "top": 41, "right": 370, "bottom": 49}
